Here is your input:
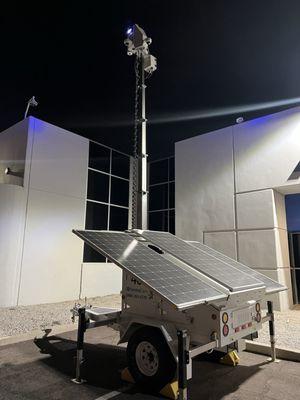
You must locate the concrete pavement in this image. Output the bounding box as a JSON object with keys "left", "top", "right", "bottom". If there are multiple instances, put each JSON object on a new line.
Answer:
{"left": 0, "top": 326, "right": 299, "bottom": 400}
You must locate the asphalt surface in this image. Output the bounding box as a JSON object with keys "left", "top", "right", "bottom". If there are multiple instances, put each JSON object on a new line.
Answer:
{"left": 0, "top": 326, "right": 299, "bottom": 400}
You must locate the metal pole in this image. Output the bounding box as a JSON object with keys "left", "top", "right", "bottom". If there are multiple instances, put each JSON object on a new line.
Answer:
{"left": 72, "top": 307, "right": 87, "bottom": 384}
{"left": 177, "top": 330, "right": 188, "bottom": 400}
{"left": 267, "top": 300, "right": 277, "bottom": 362}
{"left": 24, "top": 102, "right": 30, "bottom": 119}
{"left": 136, "top": 55, "right": 148, "bottom": 230}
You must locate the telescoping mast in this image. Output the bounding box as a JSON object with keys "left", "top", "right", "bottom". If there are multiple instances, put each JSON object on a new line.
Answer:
{"left": 124, "top": 24, "right": 157, "bottom": 230}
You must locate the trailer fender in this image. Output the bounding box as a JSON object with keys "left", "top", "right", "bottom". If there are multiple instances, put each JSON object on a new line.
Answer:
{"left": 119, "top": 320, "right": 179, "bottom": 360}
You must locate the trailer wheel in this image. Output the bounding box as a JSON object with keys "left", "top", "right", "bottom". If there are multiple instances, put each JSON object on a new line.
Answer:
{"left": 126, "top": 326, "right": 176, "bottom": 391}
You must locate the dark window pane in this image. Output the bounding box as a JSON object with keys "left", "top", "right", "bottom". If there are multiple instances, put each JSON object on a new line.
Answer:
{"left": 85, "top": 201, "right": 108, "bottom": 230}
{"left": 84, "top": 244, "right": 106, "bottom": 262}
{"left": 149, "top": 211, "right": 168, "bottom": 231}
{"left": 149, "top": 183, "right": 168, "bottom": 211}
{"left": 169, "top": 157, "right": 175, "bottom": 181}
{"left": 295, "top": 269, "right": 300, "bottom": 303}
{"left": 288, "top": 162, "right": 300, "bottom": 180}
{"left": 111, "top": 177, "right": 129, "bottom": 207}
{"left": 285, "top": 194, "right": 300, "bottom": 232}
{"left": 89, "top": 142, "right": 110, "bottom": 172}
{"left": 169, "top": 182, "right": 175, "bottom": 209}
{"left": 149, "top": 159, "right": 168, "bottom": 185}
{"left": 87, "top": 170, "right": 109, "bottom": 203}
{"left": 112, "top": 151, "right": 130, "bottom": 179}
{"left": 292, "top": 234, "right": 300, "bottom": 267}
{"left": 169, "top": 210, "right": 175, "bottom": 234}
{"left": 109, "top": 206, "right": 129, "bottom": 231}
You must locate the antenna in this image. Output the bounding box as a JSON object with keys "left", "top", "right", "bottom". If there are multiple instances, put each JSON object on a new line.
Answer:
{"left": 24, "top": 96, "right": 38, "bottom": 119}
{"left": 124, "top": 24, "right": 157, "bottom": 230}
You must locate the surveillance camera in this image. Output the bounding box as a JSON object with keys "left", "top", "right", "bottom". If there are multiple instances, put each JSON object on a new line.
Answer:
{"left": 144, "top": 54, "right": 157, "bottom": 73}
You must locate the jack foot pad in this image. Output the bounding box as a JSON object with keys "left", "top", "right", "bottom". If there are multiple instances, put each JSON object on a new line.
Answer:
{"left": 71, "top": 378, "right": 87, "bottom": 384}
{"left": 267, "top": 357, "right": 281, "bottom": 363}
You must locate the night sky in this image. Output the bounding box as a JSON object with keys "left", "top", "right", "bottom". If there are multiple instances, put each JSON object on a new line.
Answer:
{"left": 2, "top": 1, "right": 300, "bottom": 159}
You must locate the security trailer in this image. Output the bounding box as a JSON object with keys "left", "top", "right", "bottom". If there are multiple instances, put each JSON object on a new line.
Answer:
{"left": 72, "top": 229, "right": 286, "bottom": 399}
{"left": 70, "top": 24, "right": 285, "bottom": 400}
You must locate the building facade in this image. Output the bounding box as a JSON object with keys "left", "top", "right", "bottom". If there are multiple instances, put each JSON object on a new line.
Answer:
{"left": 175, "top": 107, "right": 300, "bottom": 310}
{"left": 0, "top": 117, "right": 131, "bottom": 307}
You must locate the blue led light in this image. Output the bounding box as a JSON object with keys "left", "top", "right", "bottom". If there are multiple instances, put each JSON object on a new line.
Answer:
{"left": 126, "top": 27, "right": 133, "bottom": 36}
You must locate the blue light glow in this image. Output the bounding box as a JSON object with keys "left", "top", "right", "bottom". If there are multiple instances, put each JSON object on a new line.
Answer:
{"left": 126, "top": 27, "right": 133, "bottom": 36}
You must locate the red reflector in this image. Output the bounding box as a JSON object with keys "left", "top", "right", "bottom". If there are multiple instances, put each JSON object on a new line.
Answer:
{"left": 223, "top": 324, "right": 229, "bottom": 337}
{"left": 242, "top": 324, "right": 247, "bottom": 330}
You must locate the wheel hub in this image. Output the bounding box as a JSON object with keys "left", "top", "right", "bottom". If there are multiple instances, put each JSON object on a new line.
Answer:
{"left": 135, "top": 341, "right": 159, "bottom": 376}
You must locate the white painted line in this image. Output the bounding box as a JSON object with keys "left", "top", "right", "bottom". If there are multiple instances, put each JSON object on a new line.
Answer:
{"left": 94, "top": 390, "right": 121, "bottom": 400}
{"left": 94, "top": 386, "right": 130, "bottom": 400}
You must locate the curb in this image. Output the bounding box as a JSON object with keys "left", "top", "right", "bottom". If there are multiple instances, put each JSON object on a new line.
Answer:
{"left": 0, "top": 323, "right": 77, "bottom": 347}
{"left": 245, "top": 340, "right": 300, "bottom": 362}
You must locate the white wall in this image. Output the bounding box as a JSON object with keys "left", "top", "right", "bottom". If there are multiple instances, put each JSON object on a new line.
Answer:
{"left": 80, "top": 263, "right": 122, "bottom": 299}
{"left": 233, "top": 109, "right": 300, "bottom": 193}
{"left": 176, "top": 126, "right": 235, "bottom": 242}
{"left": 0, "top": 117, "right": 122, "bottom": 307}
{"left": 16, "top": 118, "right": 90, "bottom": 305}
{"left": 0, "top": 119, "right": 31, "bottom": 306}
{"left": 175, "top": 106, "right": 300, "bottom": 310}
{"left": 0, "top": 119, "right": 28, "bottom": 186}
{"left": 0, "top": 185, "right": 27, "bottom": 306}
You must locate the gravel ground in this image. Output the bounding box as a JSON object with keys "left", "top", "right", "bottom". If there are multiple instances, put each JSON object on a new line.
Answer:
{"left": 0, "top": 294, "right": 121, "bottom": 338}
{"left": 1, "top": 296, "right": 299, "bottom": 351}
{"left": 255, "top": 306, "right": 300, "bottom": 350}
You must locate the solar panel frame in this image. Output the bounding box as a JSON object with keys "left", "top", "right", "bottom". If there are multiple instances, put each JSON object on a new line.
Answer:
{"left": 188, "top": 240, "right": 286, "bottom": 294}
{"left": 73, "top": 230, "right": 227, "bottom": 309}
{"left": 133, "top": 230, "right": 266, "bottom": 292}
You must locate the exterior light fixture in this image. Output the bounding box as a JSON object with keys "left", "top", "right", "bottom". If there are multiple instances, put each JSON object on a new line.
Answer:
{"left": 236, "top": 116, "right": 244, "bottom": 124}
{"left": 24, "top": 96, "right": 38, "bottom": 119}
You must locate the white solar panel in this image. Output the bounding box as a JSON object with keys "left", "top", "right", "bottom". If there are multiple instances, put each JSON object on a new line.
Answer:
{"left": 188, "top": 240, "right": 286, "bottom": 294}
{"left": 133, "top": 230, "right": 265, "bottom": 292}
{"left": 73, "top": 230, "right": 227, "bottom": 309}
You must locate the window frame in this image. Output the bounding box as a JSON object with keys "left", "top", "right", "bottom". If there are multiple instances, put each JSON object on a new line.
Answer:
{"left": 84, "top": 141, "right": 132, "bottom": 263}
{"left": 148, "top": 156, "right": 175, "bottom": 234}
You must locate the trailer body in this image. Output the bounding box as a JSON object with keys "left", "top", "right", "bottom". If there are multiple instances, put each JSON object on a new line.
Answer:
{"left": 72, "top": 229, "right": 285, "bottom": 394}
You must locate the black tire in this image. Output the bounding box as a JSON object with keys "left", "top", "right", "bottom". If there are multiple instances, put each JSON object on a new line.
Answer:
{"left": 126, "top": 326, "right": 176, "bottom": 392}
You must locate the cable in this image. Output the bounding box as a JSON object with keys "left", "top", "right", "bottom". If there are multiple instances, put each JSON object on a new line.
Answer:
{"left": 131, "top": 55, "right": 141, "bottom": 228}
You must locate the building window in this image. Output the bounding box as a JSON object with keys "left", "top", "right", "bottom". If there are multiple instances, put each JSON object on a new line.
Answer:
{"left": 84, "top": 141, "right": 131, "bottom": 262}
{"left": 148, "top": 156, "right": 175, "bottom": 234}
{"left": 288, "top": 232, "right": 300, "bottom": 304}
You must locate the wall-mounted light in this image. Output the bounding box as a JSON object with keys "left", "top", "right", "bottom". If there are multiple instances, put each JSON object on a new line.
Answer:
{"left": 24, "top": 96, "right": 38, "bottom": 119}
{"left": 236, "top": 116, "right": 244, "bottom": 124}
{"left": 5, "top": 167, "right": 24, "bottom": 178}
